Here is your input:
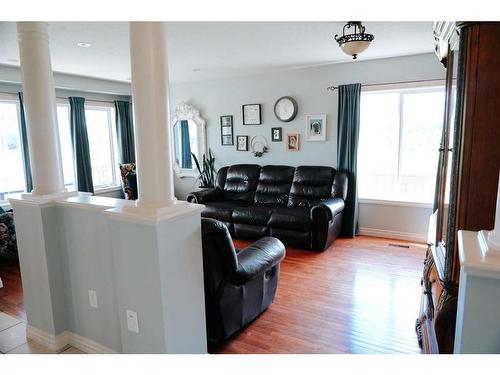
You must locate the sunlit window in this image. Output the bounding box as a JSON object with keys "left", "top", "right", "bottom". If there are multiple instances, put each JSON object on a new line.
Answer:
{"left": 85, "top": 104, "right": 119, "bottom": 189}
{"left": 56, "top": 103, "right": 76, "bottom": 191}
{"left": 357, "top": 86, "right": 446, "bottom": 204}
{"left": 0, "top": 98, "right": 25, "bottom": 200}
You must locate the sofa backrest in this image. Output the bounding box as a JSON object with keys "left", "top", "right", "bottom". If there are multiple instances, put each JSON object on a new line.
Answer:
{"left": 213, "top": 164, "right": 347, "bottom": 206}
{"left": 222, "top": 164, "right": 261, "bottom": 202}
{"left": 254, "top": 165, "right": 295, "bottom": 206}
{"left": 288, "top": 166, "right": 336, "bottom": 207}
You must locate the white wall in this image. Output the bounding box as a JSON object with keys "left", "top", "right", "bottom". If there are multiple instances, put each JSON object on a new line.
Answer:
{"left": 170, "top": 53, "right": 446, "bottom": 242}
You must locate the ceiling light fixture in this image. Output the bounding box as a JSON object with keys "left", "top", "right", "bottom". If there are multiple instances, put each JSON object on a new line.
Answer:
{"left": 334, "top": 21, "right": 374, "bottom": 60}
{"left": 77, "top": 42, "right": 92, "bottom": 48}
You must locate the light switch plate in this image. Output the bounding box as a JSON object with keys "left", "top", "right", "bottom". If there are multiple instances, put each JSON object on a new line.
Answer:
{"left": 126, "top": 310, "right": 139, "bottom": 333}
{"left": 88, "top": 290, "right": 98, "bottom": 309}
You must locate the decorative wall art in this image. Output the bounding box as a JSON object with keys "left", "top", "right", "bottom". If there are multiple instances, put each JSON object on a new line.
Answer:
{"left": 250, "top": 135, "right": 269, "bottom": 157}
{"left": 220, "top": 115, "right": 234, "bottom": 145}
{"left": 242, "top": 104, "right": 262, "bottom": 125}
{"left": 236, "top": 135, "right": 249, "bottom": 151}
{"left": 271, "top": 127, "right": 282, "bottom": 142}
{"left": 286, "top": 133, "right": 300, "bottom": 151}
{"left": 305, "top": 114, "right": 327, "bottom": 141}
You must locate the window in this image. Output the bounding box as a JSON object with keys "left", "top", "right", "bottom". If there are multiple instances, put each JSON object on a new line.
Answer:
{"left": 357, "top": 85, "right": 447, "bottom": 204}
{"left": 0, "top": 97, "right": 25, "bottom": 200}
{"left": 56, "top": 102, "right": 119, "bottom": 192}
{"left": 56, "top": 103, "right": 76, "bottom": 191}
{"left": 84, "top": 104, "right": 119, "bottom": 190}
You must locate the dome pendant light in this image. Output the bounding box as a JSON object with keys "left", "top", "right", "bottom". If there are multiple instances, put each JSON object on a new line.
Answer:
{"left": 334, "top": 21, "right": 374, "bottom": 60}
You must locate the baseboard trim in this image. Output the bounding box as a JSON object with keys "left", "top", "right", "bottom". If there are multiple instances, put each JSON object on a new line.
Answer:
{"left": 358, "top": 227, "right": 427, "bottom": 243}
{"left": 70, "top": 332, "right": 117, "bottom": 354}
{"left": 26, "top": 325, "right": 70, "bottom": 352}
{"left": 27, "top": 325, "right": 117, "bottom": 354}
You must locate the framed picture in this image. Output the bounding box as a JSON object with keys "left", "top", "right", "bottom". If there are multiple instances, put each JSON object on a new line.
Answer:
{"left": 220, "top": 115, "right": 234, "bottom": 145}
{"left": 236, "top": 135, "right": 249, "bottom": 151}
{"left": 271, "top": 127, "right": 282, "bottom": 142}
{"left": 305, "top": 114, "right": 327, "bottom": 141}
{"left": 242, "top": 104, "right": 262, "bottom": 125}
{"left": 286, "top": 133, "right": 300, "bottom": 151}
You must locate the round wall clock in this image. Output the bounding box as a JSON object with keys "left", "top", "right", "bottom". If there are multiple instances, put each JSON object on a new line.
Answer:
{"left": 274, "top": 96, "right": 298, "bottom": 122}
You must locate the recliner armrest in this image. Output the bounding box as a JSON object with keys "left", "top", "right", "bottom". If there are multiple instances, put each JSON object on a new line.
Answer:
{"left": 233, "top": 237, "right": 286, "bottom": 285}
{"left": 311, "top": 197, "right": 345, "bottom": 221}
{"left": 187, "top": 188, "right": 222, "bottom": 204}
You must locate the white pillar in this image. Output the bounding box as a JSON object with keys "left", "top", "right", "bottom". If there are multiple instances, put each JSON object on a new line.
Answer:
{"left": 129, "top": 22, "right": 175, "bottom": 209}
{"left": 17, "top": 22, "right": 65, "bottom": 196}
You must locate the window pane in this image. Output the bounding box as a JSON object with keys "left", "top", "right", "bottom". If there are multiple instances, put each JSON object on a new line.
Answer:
{"left": 56, "top": 104, "right": 76, "bottom": 191}
{"left": 357, "top": 87, "right": 446, "bottom": 203}
{"left": 357, "top": 92, "right": 400, "bottom": 200}
{"left": 85, "top": 107, "right": 116, "bottom": 188}
{"left": 399, "top": 90, "right": 445, "bottom": 202}
{"left": 0, "top": 101, "right": 25, "bottom": 199}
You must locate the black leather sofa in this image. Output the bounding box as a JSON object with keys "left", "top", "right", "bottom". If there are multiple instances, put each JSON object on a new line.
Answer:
{"left": 201, "top": 218, "right": 285, "bottom": 343}
{"left": 187, "top": 164, "right": 347, "bottom": 251}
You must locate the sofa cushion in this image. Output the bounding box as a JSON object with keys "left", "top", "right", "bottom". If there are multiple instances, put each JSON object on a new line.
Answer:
{"left": 223, "top": 164, "right": 261, "bottom": 202}
{"left": 202, "top": 200, "right": 251, "bottom": 222}
{"left": 288, "top": 166, "right": 335, "bottom": 207}
{"left": 269, "top": 207, "right": 311, "bottom": 231}
{"left": 232, "top": 205, "right": 275, "bottom": 226}
{"left": 254, "top": 165, "right": 295, "bottom": 205}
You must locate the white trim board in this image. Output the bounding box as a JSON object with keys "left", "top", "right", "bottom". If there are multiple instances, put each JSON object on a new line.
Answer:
{"left": 27, "top": 325, "right": 118, "bottom": 354}
{"left": 359, "top": 227, "right": 427, "bottom": 243}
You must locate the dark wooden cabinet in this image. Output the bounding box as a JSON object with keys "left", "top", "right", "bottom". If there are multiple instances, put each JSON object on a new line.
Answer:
{"left": 416, "top": 22, "right": 500, "bottom": 354}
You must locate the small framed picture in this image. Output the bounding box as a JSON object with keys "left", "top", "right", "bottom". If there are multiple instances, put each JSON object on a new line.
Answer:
{"left": 220, "top": 115, "right": 234, "bottom": 145}
{"left": 286, "top": 133, "right": 300, "bottom": 151}
{"left": 271, "top": 127, "right": 282, "bottom": 142}
{"left": 305, "top": 114, "right": 327, "bottom": 141}
{"left": 236, "top": 135, "right": 249, "bottom": 151}
{"left": 242, "top": 104, "right": 262, "bottom": 125}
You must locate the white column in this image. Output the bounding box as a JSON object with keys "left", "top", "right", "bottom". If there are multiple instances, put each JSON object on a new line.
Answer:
{"left": 17, "top": 22, "right": 65, "bottom": 196}
{"left": 129, "top": 22, "right": 175, "bottom": 209}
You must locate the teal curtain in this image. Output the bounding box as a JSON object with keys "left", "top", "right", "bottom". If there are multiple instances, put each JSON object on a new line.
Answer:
{"left": 18, "top": 92, "right": 33, "bottom": 192}
{"left": 180, "top": 120, "right": 192, "bottom": 169}
{"left": 69, "top": 97, "right": 94, "bottom": 194}
{"left": 114, "top": 100, "right": 136, "bottom": 163}
{"left": 337, "top": 83, "right": 362, "bottom": 238}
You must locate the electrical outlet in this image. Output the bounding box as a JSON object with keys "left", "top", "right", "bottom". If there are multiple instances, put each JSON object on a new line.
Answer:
{"left": 88, "top": 290, "right": 98, "bottom": 309}
{"left": 126, "top": 310, "right": 139, "bottom": 333}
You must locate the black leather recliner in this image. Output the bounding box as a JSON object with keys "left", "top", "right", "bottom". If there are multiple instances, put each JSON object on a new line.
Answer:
{"left": 188, "top": 164, "right": 348, "bottom": 251}
{"left": 201, "top": 218, "right": 285, "bottom": 343}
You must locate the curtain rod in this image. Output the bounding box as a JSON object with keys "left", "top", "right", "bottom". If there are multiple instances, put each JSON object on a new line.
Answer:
{"left": 326, "top": 78, "right": 448, "bottom": 92}
{"left": 0, "top": 90, "right": 120, "bottom": 104}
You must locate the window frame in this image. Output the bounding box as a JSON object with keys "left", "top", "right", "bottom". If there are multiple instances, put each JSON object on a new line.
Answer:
{"left": 358, "top": 80, "right": 447, "bottom": 206}
{"left": 0, "top": 92, "right": 27, "bottom": 202}
{"left": 56, "top": 99, "right": 77, "bottom": 192}
{"left": 84, "top": 100, "right": 121, "bottom": 192}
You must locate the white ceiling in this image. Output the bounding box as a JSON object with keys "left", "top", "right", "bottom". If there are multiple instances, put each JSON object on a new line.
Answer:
{"left": 0, "top": 22, "right": 435, "bottom": 84}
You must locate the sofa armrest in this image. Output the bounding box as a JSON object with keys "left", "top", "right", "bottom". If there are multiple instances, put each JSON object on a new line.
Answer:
{"left": 311, "top": 197, "right": 345, "bottom": 221}
{"left": 232, "top": 237, "right": 285, "bottom": 285}
{"left": 186, "top": 188, "right": 222, "bottom": 204}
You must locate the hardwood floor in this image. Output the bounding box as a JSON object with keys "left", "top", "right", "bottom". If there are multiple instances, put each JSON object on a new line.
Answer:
{"left": 0, "top": 260, "right": 25, "bottom": 322}
{"left": 0, "top": 236, "right": 426, "bottom": 354}
{"left": 212, "top": 236, "right": 426, "bottom": 354}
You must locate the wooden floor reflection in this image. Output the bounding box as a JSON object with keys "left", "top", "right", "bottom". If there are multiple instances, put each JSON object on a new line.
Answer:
{"left": 213, "top": 236, "right": 426, "bottom": 354}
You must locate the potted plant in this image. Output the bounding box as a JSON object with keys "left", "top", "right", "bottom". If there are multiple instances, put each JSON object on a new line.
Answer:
{"left": 192, "top": 149, "right": 216, "bottom": 188}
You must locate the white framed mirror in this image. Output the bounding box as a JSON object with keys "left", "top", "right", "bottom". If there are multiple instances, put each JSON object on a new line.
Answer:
{"left": 171, "top": 102, "right": 206, "bottom": 178}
